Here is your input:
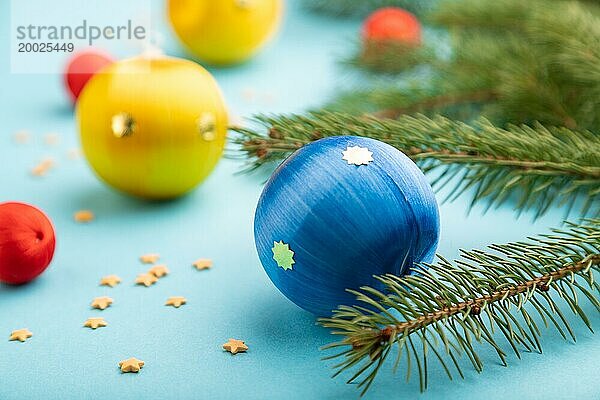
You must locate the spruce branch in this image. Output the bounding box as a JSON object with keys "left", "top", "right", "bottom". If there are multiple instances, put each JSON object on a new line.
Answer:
{"left": 319, "top": 219, "right": 600, "bottom": 395}
{"left": 302, "top": 0, "right": 433, "bottom": 17}
{"left": 336, "top": 0, "right": 600, "bottom": 131}
{"left": 231, "top": 112, "right": 600, "bottom": 217}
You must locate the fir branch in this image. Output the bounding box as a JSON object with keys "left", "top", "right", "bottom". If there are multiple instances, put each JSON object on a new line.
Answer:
{"left": 344, "top": 43, "right": 435, "bottom": 75}
{"left": 231, "top": 112, "right": 600, "bottom": 217}
{"left": 336, "top": 0, "right": 600, "bottom": 131}
{"left": 319, "top": 219, "right": 600, "bottom": 395}
{"left": 302, "top": 0, "right": 433, "bottom": 17}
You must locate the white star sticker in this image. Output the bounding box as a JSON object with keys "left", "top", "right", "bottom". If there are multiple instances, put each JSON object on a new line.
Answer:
{"left": 342, "top": 146, "right": 374, "bottom": 166}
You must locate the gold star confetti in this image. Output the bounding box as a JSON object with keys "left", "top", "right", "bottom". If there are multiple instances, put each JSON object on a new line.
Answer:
{"left": 31, "top": 158, "right": 55, "bottom": 177}
{"left": 148, "top": 265, "right": 169, "bottom": 278}
{"left": 118, "top": 357, "right": 145, "bottom": 373}
{"left": 100, "top": 275, "right": 122, "bottom": 287}
{"left": 112, "top": 112, "right": 136, "bottom": 138}
{"left": 223, "top": 339, "right": 248, "bottom": 355}
{"left": 44, "top": 133, "right": 60, "bottom": 146}
{"left": 13, "top": 130, "right": 31, "bottom": 144}
{"left": 165, "top": 296, "right": 187, "bottom": 308}
{"left": 74, "top": 210, "right": 95, "bottom": 223}
{"left": 67, "top": 148, "right": 82, "bottom": 160}
{"left": 342, "top": 145, "right": 374, "bottom": 166}
{"left": 242, "top": 88, "right": 255, "bottom": 101}
{"left": 9, "top": 329, "right": 33, "bottom": 342}
{"left": 91, "top": 296, "right": 113, "bottom": 310}
{"left": 83, "top": 317, "right": 107, "bottom": 330}
{"left": 135, "top": 273, "right": 158, "bottom": 287}
{"left": 140, "top": 253, "right": 160, "bottom": 264}
{"left": 272, "top": 241, "right": 295, "bottom": 271}
{"left": 193, "top": 258, "right": 213, "bottom": 271}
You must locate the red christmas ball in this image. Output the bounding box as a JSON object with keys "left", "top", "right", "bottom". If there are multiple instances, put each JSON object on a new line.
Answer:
{"left": 0, "top": 202, "right": 56, "bottom": 285}
{"left": 64, "top": 49, "right": 114, "bottom": 103}
{"left": 362, "top": 7, "right": 422, "bottom": 46}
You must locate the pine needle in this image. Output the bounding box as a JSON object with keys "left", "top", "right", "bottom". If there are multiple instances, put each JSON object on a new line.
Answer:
{"left": 231, "top": 112, "right": 600, "bottom": 218}
{"left": 318, "top": 219, "right": 600, "bottom": 396}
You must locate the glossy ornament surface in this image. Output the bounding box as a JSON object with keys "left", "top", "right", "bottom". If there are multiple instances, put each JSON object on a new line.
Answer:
{"left": 362, "top": 7, "right": 422, "bottom": 46}
{"left": 77, "top": 55, "right": 228, "bottom": 199}
{"left": 254, "top": 136, "right": 440, "bottom": 315}
{"left": 168, "top": 0, "right": 283, "bottom": 65}
{"left": 0, "top": 202, "right": 56, "bottom": 285}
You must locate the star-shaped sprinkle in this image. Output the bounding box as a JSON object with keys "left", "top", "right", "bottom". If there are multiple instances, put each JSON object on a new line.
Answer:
{"left": 342, "top": 145, "right": 374, "bottom": 166}
{"left": 148, "top": 265, "right": 169, "bottom": 278}
{"left": 44, "top": 133, "right": 60, "bottom": 146}
{"left": 67, "top": 148, "right": 82, "bottom": 160}
{"left": 135, "top": 273, "right": 158, "bottom": 287}
{"left": 91, "top": 296, "right": 114, "bottom": 310}
{"left": 9, "top": 329, "right": 33, "bottom": 342}
{"left": 193, "top": 258, "right": 213, "bottom": 271}
{"left": 140, "top": 253, "right": 160, "bottom": 264}
{"left": 31, "top": 158, "right": 55, "bottom": 177}
{"left": 74, "top": 210, "right": 95, "bottom": 223}
{"left": 100, "top": 275, "right": 122, "bottom": 287}
{"left": 112, "top": 112, "right": 136, "bottom": 138}
{"left": 223, "top": 339, "right": 248, "bottom": 355}
{"left": 165, "top": 296, "right": 187, "bottom": 308}
{"left": 83, "top": 317, "right": 107, "bottom": 330}
{"left": 13, "top": 130, "right": 31, "bottom": 144}
{"left": 272, "top": 241, "right": 295, "bottom": 271}
{"left": 118, "top": 357, "right": 145, "bottom": 373}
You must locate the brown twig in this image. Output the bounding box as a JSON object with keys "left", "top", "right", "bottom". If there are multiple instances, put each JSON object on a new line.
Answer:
{"left": 372, "top": 89, "right": 499, "bottom": 120}
{"left": 382, "top": 254, "right": 599, "bottom": 337}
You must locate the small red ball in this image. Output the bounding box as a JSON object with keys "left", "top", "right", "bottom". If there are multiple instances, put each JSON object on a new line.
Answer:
{"left": 362, "top": 7, "right": 422, "bottom": 46}
{"left": 0, "top": 202, "right": 56, "bottom": 285}
{"left": 64, "top": 49, "right": 114, "bottom": 103}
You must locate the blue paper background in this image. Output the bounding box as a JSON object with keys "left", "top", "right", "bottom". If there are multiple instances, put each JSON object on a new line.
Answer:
{"left": 0, "top": 1, "right": 597, "bottom": 399}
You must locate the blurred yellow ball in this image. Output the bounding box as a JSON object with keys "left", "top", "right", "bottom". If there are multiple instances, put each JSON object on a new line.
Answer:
{"left": 168, "top": 0, "right": 283, "bottom": 65}
{"left": 77, "top": 55, "right": 228, "bottom": 200}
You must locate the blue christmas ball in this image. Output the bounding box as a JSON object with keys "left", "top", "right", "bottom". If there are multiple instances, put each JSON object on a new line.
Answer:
{"left": 254, "top": 136, "right": 440, "bottom": 316}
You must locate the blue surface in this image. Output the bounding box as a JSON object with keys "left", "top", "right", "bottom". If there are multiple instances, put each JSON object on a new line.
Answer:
{"left": 255, "top": 136, "right": 439, "bottom": 315}
{"left": 0, "top": 1, "right": 598, "bottom": 399}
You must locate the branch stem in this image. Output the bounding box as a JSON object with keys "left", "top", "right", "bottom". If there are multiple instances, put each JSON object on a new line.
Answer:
{"left": 372, "top": 90, "right": 499, "bottom": 120}
{"left": 386, "top": 254, "right": 600, "bottom": 336}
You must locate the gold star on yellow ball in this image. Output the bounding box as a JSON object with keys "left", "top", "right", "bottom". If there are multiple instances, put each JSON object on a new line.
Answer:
{"left": 118, "top": 357, "right": 145, "bottom": 373}
{"left": 100, "top": 275, "right": 122, "bottom": 287}
{"left": 112, "top": 112, "right": 136, "bottom": 138}
{"left": 83, "top": 317, "right": 107, "bottom": 330}
{"left": 9, "top": 329, "right": 33, "bottom": 342}
{"left": 91, "top": 296, "right": 114, "bottom": 310}
{"left": 223, "top": 339, "right": 249, "bottom": 355}
{"left": 193, "top": 258, "right": 213, "bottom": 271}
{"left": 135, "top": 273, "right": 158, "bottom": 287}
{"left": 165, "top": 296, "right": 187, "bottom": 308}
{"left": 342, "top": 145, "right": 374, "bottom": 166}
{"left": 140, "top": 253, "right": 160, "bottom": 264}
{"left": 148, "top": 265, "right": 169, "bottom": 278}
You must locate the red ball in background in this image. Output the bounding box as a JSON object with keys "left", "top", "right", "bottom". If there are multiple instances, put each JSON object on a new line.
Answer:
{"left": 64, "top": 49, "right": 114, "bottom": 103}
{"left": 0, "top": 202, "right": 56, "bottom": 285}
{"left": 362, "top": 7, "right": 422, "bottom": 46}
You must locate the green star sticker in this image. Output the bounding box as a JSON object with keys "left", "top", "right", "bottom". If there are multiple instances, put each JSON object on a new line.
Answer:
{"left": 272, "top": 241, "right": 295, "bottom": 271}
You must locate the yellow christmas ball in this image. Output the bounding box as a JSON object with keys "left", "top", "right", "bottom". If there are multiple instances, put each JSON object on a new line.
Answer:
{"left": 77, "top": 55, "right": 228, "bottom": 200}
{"left": 168, "top": 0, "right": 283, "bottom": 65}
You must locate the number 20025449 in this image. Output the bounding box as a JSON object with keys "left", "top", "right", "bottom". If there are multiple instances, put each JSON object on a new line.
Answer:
{"left": 18, "top": 42, "right": 74, "bottom": 53}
